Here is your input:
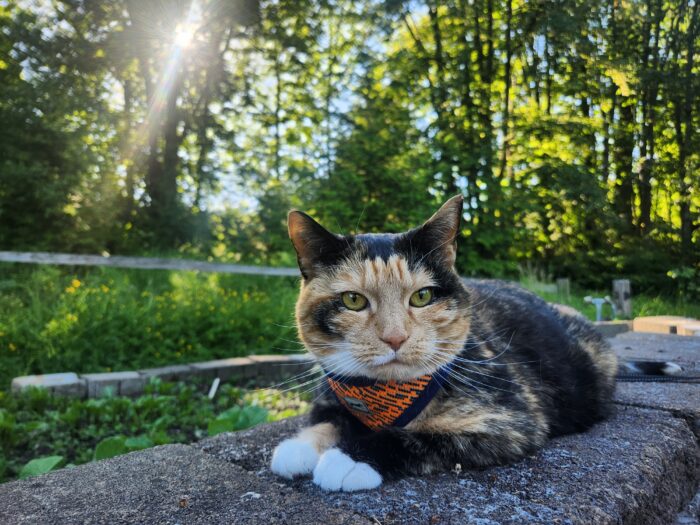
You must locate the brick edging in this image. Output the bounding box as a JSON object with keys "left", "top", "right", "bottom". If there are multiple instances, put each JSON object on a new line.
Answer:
{"left": 10, "top": 354, "right": 315, "bottom": 398}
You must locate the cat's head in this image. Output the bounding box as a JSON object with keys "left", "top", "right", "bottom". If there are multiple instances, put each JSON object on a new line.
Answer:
{"left": 288, "top": 196, "right": 470, "bottom": 381}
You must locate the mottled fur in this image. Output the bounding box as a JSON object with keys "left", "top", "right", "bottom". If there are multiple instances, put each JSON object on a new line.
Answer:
{"left": 278, "top": 196, "right": 617, "bottom": 482}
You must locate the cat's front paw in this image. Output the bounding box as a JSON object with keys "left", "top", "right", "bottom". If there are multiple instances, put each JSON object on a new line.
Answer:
{"left": 312, "top": 448, "right": 382, "bottom": 492}
{"left": 271, "top": 438, "right": 320, "bottom": 479}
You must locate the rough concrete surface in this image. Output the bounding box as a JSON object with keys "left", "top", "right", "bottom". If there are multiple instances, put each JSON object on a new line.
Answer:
{"left": 2, "top": 333, "right": 699, "bottom": 524}
{"left": 611, "top": 332, "right": 700, "bottom": 372}
{"left": 0, "top": 445, "right": 370, "bottom": 525}
{"left": 196, "top": 407, "right": 698, "bottom": 525}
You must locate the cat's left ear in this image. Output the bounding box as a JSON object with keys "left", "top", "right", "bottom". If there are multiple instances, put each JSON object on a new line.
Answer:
{"left": 288, "top": 210, "right": 346, "bottom": 280}
{"left": 414, "top": 195, "right": 463, "bottom": 267}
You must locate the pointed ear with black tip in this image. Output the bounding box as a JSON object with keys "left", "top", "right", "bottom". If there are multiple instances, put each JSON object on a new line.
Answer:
{"left": 413, "top": 195, "right": 464, "bottom": 267}
{"left": 288, "top": 211, "right": 347, "bottom": 280}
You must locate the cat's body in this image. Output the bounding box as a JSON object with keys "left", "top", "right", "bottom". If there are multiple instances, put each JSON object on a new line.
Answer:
{"left": 271, "top": 196, "right": 617, "bottom": 491}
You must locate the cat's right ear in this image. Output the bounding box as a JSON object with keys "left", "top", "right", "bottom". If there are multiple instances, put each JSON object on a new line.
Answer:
{"left": 288, "top": 211, "right": 346, "bottom": 280}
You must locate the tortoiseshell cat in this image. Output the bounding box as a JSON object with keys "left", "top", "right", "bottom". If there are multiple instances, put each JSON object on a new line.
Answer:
{"left": 271, "top": 196, "right": 617, "bottom": 491}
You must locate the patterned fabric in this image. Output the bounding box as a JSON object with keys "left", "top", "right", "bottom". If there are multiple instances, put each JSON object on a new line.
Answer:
{"left": 326, "top": 366, "right": 450, "bottom": 431}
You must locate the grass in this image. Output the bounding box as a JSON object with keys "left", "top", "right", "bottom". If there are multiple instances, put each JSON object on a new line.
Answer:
{"left": 0, "top": 263, "right": 301, "bottom": 389}
{"left": 0, "top": 379, "right": 310, "bottom": 484}
{"left": 2, "top": 264, "right": 699, "bottom": 391}
{"left": 519, "top": 277, "right": 700, "bottom": 321}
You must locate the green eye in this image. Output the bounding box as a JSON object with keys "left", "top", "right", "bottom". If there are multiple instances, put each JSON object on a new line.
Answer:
{"left": 409, "top": 288, "right": 433, "bottom": 307}
{"left": 341, "top": 291, "right": 368, "bottom": 311}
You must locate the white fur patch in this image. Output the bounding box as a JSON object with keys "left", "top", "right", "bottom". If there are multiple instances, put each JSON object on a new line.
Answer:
{"left": 271, "top": 438, "right": 320, "bottom": 479}
{"left": 312, "top": 448, "right": 382, "bottom": 492}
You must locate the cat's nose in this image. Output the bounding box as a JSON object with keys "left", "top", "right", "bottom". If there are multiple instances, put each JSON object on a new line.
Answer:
{"left": 381, "top": 333, "right": 408, "bottom": 351}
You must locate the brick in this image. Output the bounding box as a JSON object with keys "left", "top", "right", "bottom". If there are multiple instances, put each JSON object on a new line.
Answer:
{"left": 190, "top": 357, "right": 258, "bottom": 381}
{"left": 139, "top": 364, "right": 194, "bottom": 382}
{"left": 11, "top": 373, "right": 87, "bottom": 398}
{"left": 81, "top": 371, "right": 144, "bottom": 398}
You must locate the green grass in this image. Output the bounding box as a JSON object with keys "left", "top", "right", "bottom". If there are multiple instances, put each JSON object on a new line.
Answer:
{"left": 0, "top": 379, "right": 310, "bottom": 484}
{"left": 519, "top": 278, "right": 700, "bottom": 321}
{"left": 2, "top": 264, "right": 698, "bottom": 391}
{"left": 0, "top": 264, "right": 301, "bottom": 389}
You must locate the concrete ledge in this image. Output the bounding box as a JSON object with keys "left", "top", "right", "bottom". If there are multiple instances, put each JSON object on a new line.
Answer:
{"left": 0, "top": 445, "right": 369, "bottom": 525}
{"left": 1, "top": 407, "right": 697, "bottom": 524}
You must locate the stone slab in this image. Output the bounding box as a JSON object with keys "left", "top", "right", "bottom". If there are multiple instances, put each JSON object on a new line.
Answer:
{"left": 139, "top": 364, "right": 194, "bottom": 382}
{"left": 81, "top": 371, "right": 146, "bottom": 397}
{"left": 0, "top": 445, "right": 371, "bottom": 525}
{"left": 615, "top": 382, "right": 700, "bottom": 429}
{"left": 610, "top": 332, "right": 700, "bottom": 431}
{"left": 595, "top": 321, "right": 632, "bottom": 338}
{"left": 610, "top": 332, "right": 700, "bottom": 372}
{"left": 190, "top": 357, "right": 259, "bottom": 381}
{"left": 633, "top": 316, "right": 697, "bottom": 335}
{"left": 197, "top": 407, "right": 699, "bottom": 525}
{"left": 10, "top": 373, "right": 87, "bottom": 398}
{"left": 680, "top": 323, "right": 700, "bottom": 337}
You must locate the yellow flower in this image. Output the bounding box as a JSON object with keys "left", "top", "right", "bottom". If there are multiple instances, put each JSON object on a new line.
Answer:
{"left": 65, "top": 286, "right": 76, "bottom": 294}
{"left": 71, "top": 279, "right": 81, "bottom": 288}
{"left": 101, "top": 285, "right": 110, "bottom": 293}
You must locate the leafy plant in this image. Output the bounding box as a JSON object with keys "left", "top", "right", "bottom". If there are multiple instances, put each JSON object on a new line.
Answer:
{"left": 207, "top": 405, "right": 269, "bottom": 436}
{"left": 19, "top": 456, "right": 65, "bottom": 479}
{"left": 0, "top": 380, "right": 309, "bottom": 484}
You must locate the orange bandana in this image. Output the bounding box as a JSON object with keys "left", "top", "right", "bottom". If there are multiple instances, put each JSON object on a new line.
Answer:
{"left": 325, "top": 366, "right": 451, "bottom": 431}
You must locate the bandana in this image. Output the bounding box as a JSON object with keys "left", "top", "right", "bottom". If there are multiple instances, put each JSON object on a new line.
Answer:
{"left": 325, "top": 364, "right": 451, "bottom": 431}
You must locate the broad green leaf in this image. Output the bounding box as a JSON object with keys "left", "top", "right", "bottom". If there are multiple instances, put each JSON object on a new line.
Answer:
{"left": 207, "top": 417, "right": 236, "bottom": 436}
{"left": 124, "top": 435, "right": 153, "bottom": 451}
{"left": 19, "top": 456, "right": 65, "bottom": 479}
{"left": 94, "top": 436, "right": 127, "bottom": 461}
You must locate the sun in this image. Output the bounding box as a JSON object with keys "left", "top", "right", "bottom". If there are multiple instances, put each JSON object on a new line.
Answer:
{"left": 173, "top": 1, "right": 202, "bottom": 49}
{"left": 174, "top": 22, "right": 196, "bottom": 49}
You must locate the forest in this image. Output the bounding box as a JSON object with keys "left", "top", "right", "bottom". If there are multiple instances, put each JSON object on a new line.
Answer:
{"left": 1, "top": 0, "right": 698, "bottom": 294}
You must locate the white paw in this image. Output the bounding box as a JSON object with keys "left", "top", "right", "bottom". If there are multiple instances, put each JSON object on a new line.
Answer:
{"left": 312, "top": 448, "right": 382, "bottom": 492}
{"left": 271, "top": 438, "right": 319, "bottom": 479}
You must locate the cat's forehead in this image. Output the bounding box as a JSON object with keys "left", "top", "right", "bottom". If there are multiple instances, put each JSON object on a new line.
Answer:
{"left": 330, "top": 253, "right": 434, "bottom": 294}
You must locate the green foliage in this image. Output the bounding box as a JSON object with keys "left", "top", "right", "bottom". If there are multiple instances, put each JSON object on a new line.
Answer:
{"left": 93, "top": 436, "right": 128, "bottom": 461}
{"left": 667, "top": 266, "right": 700, "bottom": 303}
{"left": 0, "top": 264, "right": 300, "bottom": 389}
{"left": 207, "top": 405, "right": 269, "bottom": 436}
{"left": 0, "top": 380, "right": 309, "bottom": 484}
{"left": 18, "top": 455, "right": 65, "bottom": 480}
{"left": 1, "top": 0, "right": 698, "bottom": 291}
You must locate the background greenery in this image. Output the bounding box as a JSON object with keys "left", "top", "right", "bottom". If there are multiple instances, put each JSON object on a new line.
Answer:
{"left": 0, "top": 0, "right": 698, "bottom": 291}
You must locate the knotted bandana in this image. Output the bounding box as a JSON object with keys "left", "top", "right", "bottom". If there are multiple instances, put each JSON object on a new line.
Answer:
{"left": 325, "top": 365, "right": 451, "bottom": 431}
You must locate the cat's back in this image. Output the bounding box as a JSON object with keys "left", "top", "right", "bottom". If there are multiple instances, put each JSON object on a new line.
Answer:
{"left": 460, "top": 278, "right": 617, "bottom": 435}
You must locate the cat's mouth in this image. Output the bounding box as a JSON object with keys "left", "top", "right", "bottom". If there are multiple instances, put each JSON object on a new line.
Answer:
{"left": 371, "top": 352, "right": 398, "bottom": 367}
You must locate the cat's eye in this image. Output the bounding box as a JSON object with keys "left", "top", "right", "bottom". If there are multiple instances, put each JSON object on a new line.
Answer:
{"left": 341, "top": 291, "right": 368, "bottom": 311}
{"left": 409, "top": 288, "right": 433, "bottom": 307}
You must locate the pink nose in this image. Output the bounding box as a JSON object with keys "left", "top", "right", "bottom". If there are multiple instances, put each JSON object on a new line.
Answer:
{"left": 381, "top": 334, "right": 408, "bottom": 351}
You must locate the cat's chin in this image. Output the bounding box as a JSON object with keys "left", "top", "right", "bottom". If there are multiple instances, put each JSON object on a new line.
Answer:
{"left": 365, "top": 361, "right": 438, "bottom": 382}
